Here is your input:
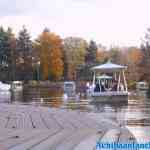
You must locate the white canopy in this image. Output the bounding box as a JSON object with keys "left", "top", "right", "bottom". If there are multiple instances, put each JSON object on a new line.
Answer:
{"left": 96, "top": 75, "right": 112, "bottom": 80}
{"left": 92, "top": 61, "right": 127, "bottom": 72}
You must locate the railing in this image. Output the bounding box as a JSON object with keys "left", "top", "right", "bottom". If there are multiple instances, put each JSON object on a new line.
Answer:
{"left": 92, "top": 91, "right": 128, "bottom": 96}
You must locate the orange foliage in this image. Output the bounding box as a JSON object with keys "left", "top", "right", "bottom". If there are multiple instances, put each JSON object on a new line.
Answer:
{"left": 126, "top": 48, "right": 143, "bottom": 83}
{"left": 36, "top": 30, "right": 64, "bottom": 80}
{"left": 96, "top": 50, "right": 109, "bottom": 63}
{"left": 128, "top": 48, "right": 143, "bottom": 64}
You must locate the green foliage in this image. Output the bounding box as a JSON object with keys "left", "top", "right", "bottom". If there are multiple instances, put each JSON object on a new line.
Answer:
{"left": 0, "top": 24, "right": 149, "bottom": 86}
{"left": 0, "top": 27, "right": 16, "bottom": 81}
{"left": 16, "top": 26, "right": 33, "bottom": 81}
{"left": 77, "top": 64, "right": 93, "bottom": 81}
{"left": 109, "top": 47, "right": 121, "bottom": 63}
{"left": 127, "top": 80, "right": 136, "bottom": 90}
{"left": 85, "top": 40, "right": 97, "bottom": 65}
{"left": 63, "top": 37, "right": 87, "bottom": 80}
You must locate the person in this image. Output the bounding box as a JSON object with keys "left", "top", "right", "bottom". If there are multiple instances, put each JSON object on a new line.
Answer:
{"left": 111, "top": 80, "right": 118, "bottom": 91}
{"left": 94, "top": 82, "right": 100, "bottom": 92}
{"left": 86, "top": 82, "right": 90, "bottom": 89}
{"left": 100, "top": 81, "right": 105, "bottom": 92}
{"left": 76, "top": 93, "right": 80, "bottom": 101}
{"left": 63, "top": 93, "right": 68, "bottom": 102}
{"left": 120, "top": 83, "right": 124, "bottom": 91}
{"left": 86, "top": 82, "right": 90, "bottom": 94}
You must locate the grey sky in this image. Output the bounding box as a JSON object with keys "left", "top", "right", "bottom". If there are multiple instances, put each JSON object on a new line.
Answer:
{"left": 0, "top": 0, "right": 150, "bottom": 47}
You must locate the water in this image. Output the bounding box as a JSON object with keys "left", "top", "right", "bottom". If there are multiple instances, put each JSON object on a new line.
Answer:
{"left": 1, "top": 87, "right": 150, "bottom": 142}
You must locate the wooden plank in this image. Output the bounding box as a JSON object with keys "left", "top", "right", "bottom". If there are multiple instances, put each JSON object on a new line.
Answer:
{"left": 0, "top": 114, "right": 10, "bottom": 128}
{"left": 9, "top": 129, "right": 60, "bottom": 150}
{"left": 53, "top": 128, "right": 97, "bottom": 150}
{"left": 0, "top": 130, "right": 46, "bottom": 150}
{"left": 21, "top": 112, "right": 33, "bottom": 129}
{"left": 118, "top": 127, "right": 136, "bottom": 143}
{"left": 54, "top": 111, "right": 85, "bottom": 129}
{"left": 6, "top": 114, "right": 24, "bottom": 129}
{"left": 40, "top": 111, "right": 63, "bottom": 130}
{"left": 100, "top": 129, "right": 120, "bottom": 143}
{"left": 29, "top": 112, "right": 47, "bottom": 129}
{"left": 52, "top": 112, "right": 76, "bottom": 130}
{"left": 29, "top": 129, "right": 76, "bottom": 150}
{"left": 0, "top": 104, "right": 137, "bottom": 150}
{"left": 69, "top": 111, "right": 101, "bottom": 129}
{"left": 74, "top": 134, "right": 100, "bottom": 150}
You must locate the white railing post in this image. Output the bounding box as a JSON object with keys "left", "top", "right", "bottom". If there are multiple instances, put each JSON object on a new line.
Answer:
{"left": 117, "top": 72, "right": 121, "bottom": 91}
{"left": 93, "top": 71, "right": 96, "bottom": 92}
{"left": 123, "top": 70, "right": 128, "bottom": 92}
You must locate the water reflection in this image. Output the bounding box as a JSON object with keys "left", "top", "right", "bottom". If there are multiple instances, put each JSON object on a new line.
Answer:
{"left": 11, "top": 86, "right": 63, "bottom": 105}
{"left": 0, "top": 91, "right": 11, "bottom": 103}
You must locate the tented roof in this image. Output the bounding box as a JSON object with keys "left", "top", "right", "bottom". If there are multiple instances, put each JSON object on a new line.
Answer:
{"left": 91, "top": 61, "right": 127, "bottom": 72}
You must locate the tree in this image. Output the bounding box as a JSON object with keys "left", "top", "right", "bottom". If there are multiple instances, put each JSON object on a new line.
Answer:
{"left": 139, "top": 28, "right": 150, "bottom": 96}
{"left": 109, "top": 47, "right": 121, "bottom": 63}
{"left": 125, "top": 47, "right": 143, "bottom": 88}
{"left": 63, "top": 37, "right": 87, "bottom": 80}
{"left": 17, "top": 26, "right": 33, "bottom": 80}
{"left": 36, "top": 28, "right": 64, "bottom": 80}
{"left": 140, "top": 29, "right": 150, "bottom": 82}
{"left": 7, "top": 27, "right": 17, "bottom": 81}
{"left": 0, "top": 27, "right": 17, "bottom": 81}
{"left": 85, "top": 40, "right": 97, "bottom": 65}
{"left": 96, "top": 49, "right": 109, "bottom": 64}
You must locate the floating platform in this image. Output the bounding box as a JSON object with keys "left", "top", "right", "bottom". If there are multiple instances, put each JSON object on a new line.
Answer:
{"left": 0, "top": 104, "right": 136, "bottom": 150}
{"left": 91, "top": 91, "right": 128, "bottom": 102}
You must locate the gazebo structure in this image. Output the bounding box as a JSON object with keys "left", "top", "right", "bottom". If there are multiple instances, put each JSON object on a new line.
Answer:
{"left": 91, "top": 61, "right": 128, "bottom": 102}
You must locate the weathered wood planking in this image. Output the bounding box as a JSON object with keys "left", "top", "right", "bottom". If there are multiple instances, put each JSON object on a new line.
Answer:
{"left": 0, "top": 104, "right": 137, "bottom": 150}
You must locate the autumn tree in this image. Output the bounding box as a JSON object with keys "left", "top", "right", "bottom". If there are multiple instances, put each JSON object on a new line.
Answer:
{"left": 139, "top": 28, "right": 150, "bottom": 85}
{"left": 96, "top": 47, "right": 109, "bottom": 63}
{"left": 36, "top": 28, "right": 63, "bottom": 80}
{"left": 63, "top": 37, "right": 87, "bottom": 80}
{"left": 124, "top": 47, "right": 143, "bottom": 88}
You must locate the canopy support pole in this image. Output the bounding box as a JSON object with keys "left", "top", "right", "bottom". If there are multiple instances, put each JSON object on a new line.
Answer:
{"left": 115, "top": 73, "right": 117, "bottom": 80}
{"left": 117, "top": 72, "right": 121, "bottom": 91}
{"left": 93, "top": 71, "right": 96, "bottom": 90}
{"left": 123, "top": 70, "right": 128, "bottom": 92}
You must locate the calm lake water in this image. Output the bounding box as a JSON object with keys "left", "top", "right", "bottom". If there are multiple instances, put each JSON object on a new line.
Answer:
{"left": 0, "top": 87, "right": 150, "bottom": 142}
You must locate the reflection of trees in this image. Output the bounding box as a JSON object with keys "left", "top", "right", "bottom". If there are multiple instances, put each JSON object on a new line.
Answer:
{"left": 49, "top": 99, "right": 63, "bottom": 108}
{"left": 43, "top": 88, "right": 63, "bottom": 108}
{"left": 92, "top": 102, "right": 128, "bottom": 113}
{"left": 22, "top": 86, "right": 63, "bottom": 105}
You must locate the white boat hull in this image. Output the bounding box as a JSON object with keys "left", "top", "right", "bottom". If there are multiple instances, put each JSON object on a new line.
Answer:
{"left": 0, "top": 82, "right": 11, "bottom": 91}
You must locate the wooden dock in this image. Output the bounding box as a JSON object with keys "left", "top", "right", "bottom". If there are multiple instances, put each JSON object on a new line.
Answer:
{"left": 0, "top": 104, "right": 136, "bottom": 150}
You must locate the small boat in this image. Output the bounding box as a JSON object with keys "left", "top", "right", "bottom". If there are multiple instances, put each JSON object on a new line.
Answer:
{"left": 136, "top": 81, "right": 148, "bottom": 97}
{"left": 0, "top": 81, "right": 11, "bottom": 91}
{"left": 11, "top": 81, "right": 23, "bottom": 91}
{"left": 64, "top": 81, "right": 76, "bottom": 97}
{"left": 136, "top": 81, "right": 148, "bottom": 91}
{"left": 91, "top": 61, "right": 128, "bottom": 102}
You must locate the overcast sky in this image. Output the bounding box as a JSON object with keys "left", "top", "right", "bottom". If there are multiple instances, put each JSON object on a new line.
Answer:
{"left": 0, "top": 0, "right": 150, "bottom": 47}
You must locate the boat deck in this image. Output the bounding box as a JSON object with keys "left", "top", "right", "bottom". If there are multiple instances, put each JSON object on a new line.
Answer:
{"left": 0, "top": 104, "right": 135, "bottom": 150}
